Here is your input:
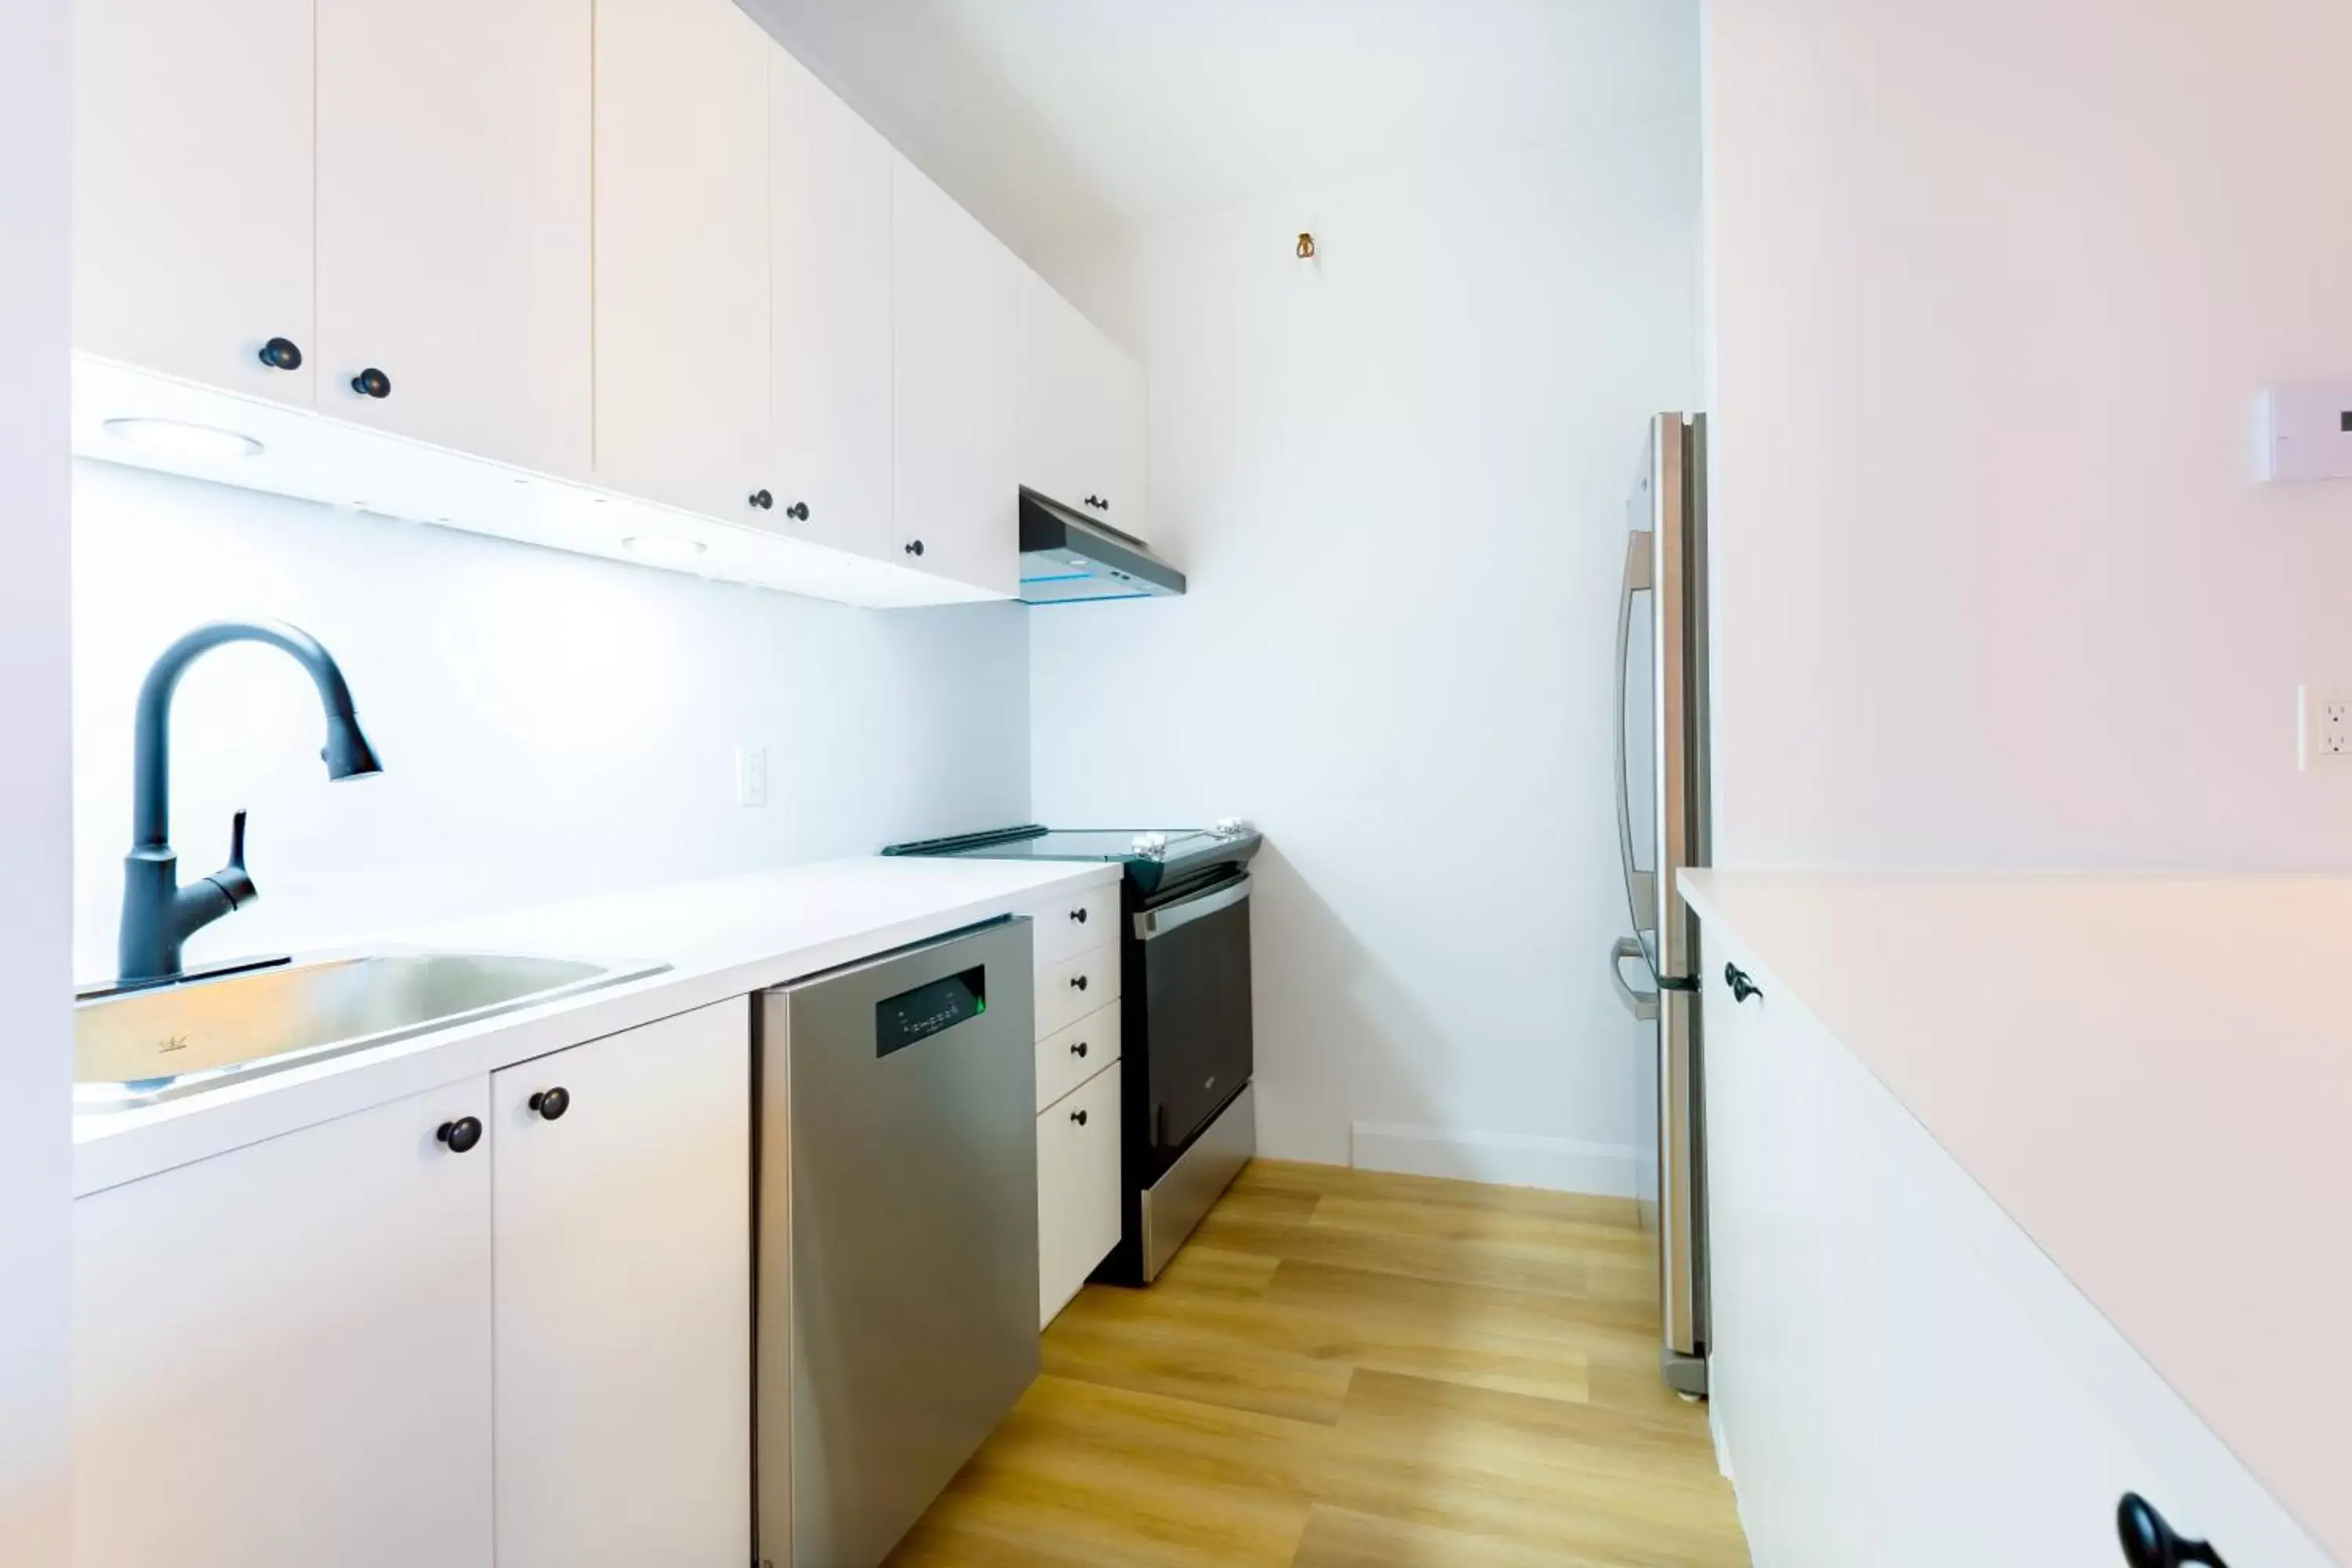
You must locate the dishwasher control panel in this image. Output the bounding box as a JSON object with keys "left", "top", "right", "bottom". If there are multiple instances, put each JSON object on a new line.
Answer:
{"left": 875, "top": 965, "right": 986, "bottom": 1058}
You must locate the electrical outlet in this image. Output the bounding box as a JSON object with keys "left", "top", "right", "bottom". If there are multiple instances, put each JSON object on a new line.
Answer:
{"left": 735, "top": 746, "right": 770, "bottom": 807}
{"left": 2298, "top": 687, "right": 2352, "bottom": 770}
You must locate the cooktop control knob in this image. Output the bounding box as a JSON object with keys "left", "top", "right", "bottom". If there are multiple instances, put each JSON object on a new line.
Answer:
{"left": 1131, "top": 832, "right": 1169, "bottom": 858}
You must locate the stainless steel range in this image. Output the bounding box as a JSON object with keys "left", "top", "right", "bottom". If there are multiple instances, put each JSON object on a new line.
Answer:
{"left": 884, "top": 822, "right": 1262, "bottom": 1282}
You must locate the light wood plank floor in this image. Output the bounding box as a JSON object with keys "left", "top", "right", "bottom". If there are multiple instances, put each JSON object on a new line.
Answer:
{"left": 890, "top": 1160, "right": 1750, "bottom": 1567}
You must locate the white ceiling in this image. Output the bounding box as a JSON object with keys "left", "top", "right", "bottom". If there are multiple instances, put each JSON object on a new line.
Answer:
{"left": 737, "top": 0, "right": 1699, "bottom": 263}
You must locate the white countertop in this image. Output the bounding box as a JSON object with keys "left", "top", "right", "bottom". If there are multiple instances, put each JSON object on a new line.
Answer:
{"left": 1681, "top": 869, "right": 2352, "bottom": 1562}
{"left": 74, "top": 855, "right": 1121, "bottom": 1196}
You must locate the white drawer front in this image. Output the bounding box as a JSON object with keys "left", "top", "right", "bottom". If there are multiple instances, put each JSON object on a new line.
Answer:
{"left": 1036, "top": 944, "right": 1117, "bottom": 1040}
{"left": 1037, "top": 1059, "right": 1122, "bottom": 1329}
{"left": 1026, "top": 882, "right": 1120, "bottom": 967}
{"left": 1036, "top": 1001, "right": 1121, "bottom": 1114}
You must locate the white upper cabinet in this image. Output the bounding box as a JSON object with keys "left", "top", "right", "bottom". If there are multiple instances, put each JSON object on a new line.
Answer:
{"left": 73, "top": 0, "right": 318, "bottom": 403}
{"left": 492, "top": 1003, "right": 751, "bottom": 1568}
{"left": 593, "top": 0, "right": 772, "bottom": 523}
{"left": 74, "top": 1081, "right": 495, "bottom": 1568}
{"left": 768, "top": 46, "right": 894, "bottom": 561}
{"left": 891, "top": 155, "right": 1019, "bottom": 596}
{"left": 315, "top": 0, "right": 592, "bottom": 478}
{"left": 1017, "top": 267, "right": 1149, "bottom": 538}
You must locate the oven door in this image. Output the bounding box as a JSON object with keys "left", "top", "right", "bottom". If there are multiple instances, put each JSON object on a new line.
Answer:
{"left": 1133, "top": 869, "right": 1254, "bottom": 1181}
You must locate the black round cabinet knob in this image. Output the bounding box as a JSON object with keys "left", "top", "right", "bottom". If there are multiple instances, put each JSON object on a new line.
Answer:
{"left": 529, "top": 1087, "right": 571, "bottom": 1122}
{"left": 1071, "top": 974, "right": 1089, "bottom": 992}
{"left": 1725, "top": 964, "right": 1763, "bottom": 1004}
{"left": 904, "top": 539, "right": 925, "bottom": 557}
{"left": 258, "top": 336, "right": 304, "bottom": 372}
{"left": 351, "top": 367, "right": 392, "bottom": 399}
{"left": 2117, "top": 1494, "right": 2227, "bottom": 1567}
{"left": 1072, "top": 1041, "right": 1089, "bottom": 1058}
{"left": 749, "top": 489, "right": 773, "bottom": 510}
{"left": 784, "top": 501, "right": 810, "bottom": 521}
{"left": 437, "top": 1116, "right": 483, "bottom": 1154}
{"left": 1071, "top": 1109, "right": 1089, "bottom": 1127}
{"left": 1070, "top": 907, "right": 1088, "bottom": 924}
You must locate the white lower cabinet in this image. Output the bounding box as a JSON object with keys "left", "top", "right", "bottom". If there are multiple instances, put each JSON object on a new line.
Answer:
{"left": 74, "top": 1080, "right": 496, "bottom": 1568}
{"left": 1038, "top": 1059, "right": 1123, "bottom": 1329}
{"left": 73, "top": 1001, "right": 754, "bottom": 1568}
{"left": 491, "top": 1000, "right": 751, "bottom": 1568}
{"left": 1701, "top": 931, "right": 2330, "bottom": 1568}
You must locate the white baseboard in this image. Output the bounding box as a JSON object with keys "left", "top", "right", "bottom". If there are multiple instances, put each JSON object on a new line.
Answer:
{"left": 1348, "top": 1121, "right": 1646, "bottom": 1198}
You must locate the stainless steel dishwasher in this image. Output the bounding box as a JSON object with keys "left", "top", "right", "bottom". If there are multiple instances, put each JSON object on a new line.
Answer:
{"left": 754, "top": 918, "right": 1039, "bottom": 1568}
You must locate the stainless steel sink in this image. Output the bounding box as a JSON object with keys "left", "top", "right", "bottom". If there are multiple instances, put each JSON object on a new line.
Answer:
{"left": 75, "top": 952, "right": 669, "bottom": 1111}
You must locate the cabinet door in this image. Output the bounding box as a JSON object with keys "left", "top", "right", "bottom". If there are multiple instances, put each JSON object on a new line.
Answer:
{"left": 73, "top": 0, "right": 316, "bottom": 403}
{"left": 769, "top": 45, "right": 894, "bottom": 559}
{"left": 492, "top": 1001, "right": 751, "bottom": 1568}
{"left": 315, "top": 0, "right": 592, "bottom": 477}
{"left": 593, "top": 0, "right": 771, "bottom": 522}
{"left": 1016, "top": 269, "right": 1149, "bottom": 536}
{"left": 891, "top": 156, "right": 1018, "bottom": 595}
{"left": 1037, "top": 1060, "right": 1122, "bottom": 1328}
{"left": 74, "top": 1082, "right": 494, "bottom": 1568}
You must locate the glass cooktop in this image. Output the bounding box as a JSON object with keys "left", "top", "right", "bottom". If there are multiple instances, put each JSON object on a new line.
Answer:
{"left": 882, "top": 823, "right": 1261, "bottom": 894}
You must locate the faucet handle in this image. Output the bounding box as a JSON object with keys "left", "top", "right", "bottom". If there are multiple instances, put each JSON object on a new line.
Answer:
{"left": 210, "top": 809, "right": 257, "bottom": 909}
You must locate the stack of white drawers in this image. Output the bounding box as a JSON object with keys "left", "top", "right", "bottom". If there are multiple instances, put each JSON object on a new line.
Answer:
{"left": 1026, "top": 881, "right": 1124, "bottom": 1328}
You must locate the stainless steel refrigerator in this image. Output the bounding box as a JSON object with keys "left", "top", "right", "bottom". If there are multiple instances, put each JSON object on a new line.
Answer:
{"left": 1610, "top": 411, "right": 1711, "bottom": 1398}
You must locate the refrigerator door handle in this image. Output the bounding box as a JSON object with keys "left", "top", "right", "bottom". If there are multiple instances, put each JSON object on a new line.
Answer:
{"left": 1615, "top": 528, "right": 1657, "bottom": 935}
{"left": 1610, "top": 936, "right": 1660, "bottom": 1023}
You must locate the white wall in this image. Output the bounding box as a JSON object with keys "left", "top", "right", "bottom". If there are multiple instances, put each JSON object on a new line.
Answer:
{"left": 72, "top": 463, "right": 1030, "bottom": 982}
{"left": 0, "top": 0, "right": 74, "bottom": 1555}
{"left": 1705, "top": 0, "right": 2352, "bottom": 870}
{"left": 1029, "top": 114, "right": 1703, "bottom": 1189}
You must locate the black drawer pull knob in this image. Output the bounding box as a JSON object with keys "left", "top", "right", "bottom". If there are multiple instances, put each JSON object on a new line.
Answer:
{"left": 903, "top": 539, "right": 925, "bottom": 557}
{"left": 258, "top": 336, "right": 303, "bottom": 372}
{"left": 783, "top": 500, "right": 809, "bottom": 521}
{"left": 1071, "top": 974, "right": 1088, "bottom": 991}
{"left": 749, "top": 489, "right": 773, "bottom": 510}
{"left": 1071, "top": 1041, "right": 1089, "bottom": 1058}
{"left": 350, "top": 367, "right": 391, "bottom": 399}
{"left": 436, "top": 1116, "right": 483, "bottom": 1154}
{"left": 528, "top": 1087, "right": 571, "bottom": 1122}
{"left": 1070, "top": 1109, "right": 1088, "bottom": 1127}
{"left": 2117, "top": 1494, "right": 2227, "bottom": 1567}
{"left": 1725, "top": 964, "right": 1763, "bottom": 1004}
{"left": 1070, "top": 907, "right": 1087, "bottom": 923}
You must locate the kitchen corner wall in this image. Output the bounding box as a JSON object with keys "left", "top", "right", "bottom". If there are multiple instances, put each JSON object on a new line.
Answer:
{"left": 2, "top": 0, "right": 72, "bottom": 1554}
{"left": 1028, "top": 119, "right": 1703, "bottom": 1186}
{"left": 71, "top": 462, "right": 1031, "bottom": 983}
{"left": 1705, "top": 0, "right": 2352, "bottom": 870}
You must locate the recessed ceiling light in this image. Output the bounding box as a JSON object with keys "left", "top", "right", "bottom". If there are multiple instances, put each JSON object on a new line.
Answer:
{"left": 622, "top": 535, "right": 707, "bottom": 562}
{"left": 101, "top": 417, "right": 263, "bottom": 459}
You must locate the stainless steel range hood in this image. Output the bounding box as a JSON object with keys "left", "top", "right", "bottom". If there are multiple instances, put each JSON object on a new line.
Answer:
{"left": 1019, "top": 488, "right": 1186, "bottom": 604}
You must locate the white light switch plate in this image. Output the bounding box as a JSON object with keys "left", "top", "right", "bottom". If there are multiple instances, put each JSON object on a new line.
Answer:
{"left": 2261, "top": 382, "right": 2352, "bottom": 482}
{"left": 2299, "top": 686, "right": 2351, "bottom": 770}
{"left": 735, "top": 746, "right": 770, "bottom": 807}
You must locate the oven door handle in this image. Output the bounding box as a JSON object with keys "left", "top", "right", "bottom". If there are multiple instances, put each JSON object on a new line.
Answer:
{"left": 1134, "top": 873, "right": 1252, "bottom": 942}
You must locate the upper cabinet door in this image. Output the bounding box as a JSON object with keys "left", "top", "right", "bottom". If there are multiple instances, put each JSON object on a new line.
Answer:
{"left": 490, "top": 1001, "right": 751, "bottom": 1568}
{"left": 891, "top": 157, "right": 1018, "bottom": 596}
{"left": 593, "top": 0, "right": 771, "bottom": 523}
{"left": 315, "top": 0, "right": 592, "bottom": 478}
{"left": 73, "top": 0, "right": 316, "bottom": 404}
{"left": 768, "top": 47, "right": 894, "bottom": 561}
{"left": 1016, "top": 268, "right": 1150, "bottom": 539}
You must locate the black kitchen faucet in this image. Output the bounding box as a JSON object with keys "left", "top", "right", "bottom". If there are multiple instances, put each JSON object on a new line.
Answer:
{"left": 116, "top": 621, "right": 381, "bottom": 986}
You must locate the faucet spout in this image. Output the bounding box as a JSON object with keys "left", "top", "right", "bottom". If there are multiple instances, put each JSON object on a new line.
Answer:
{"left": 119, "top": 621, "right": 382, "bottom": 986}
